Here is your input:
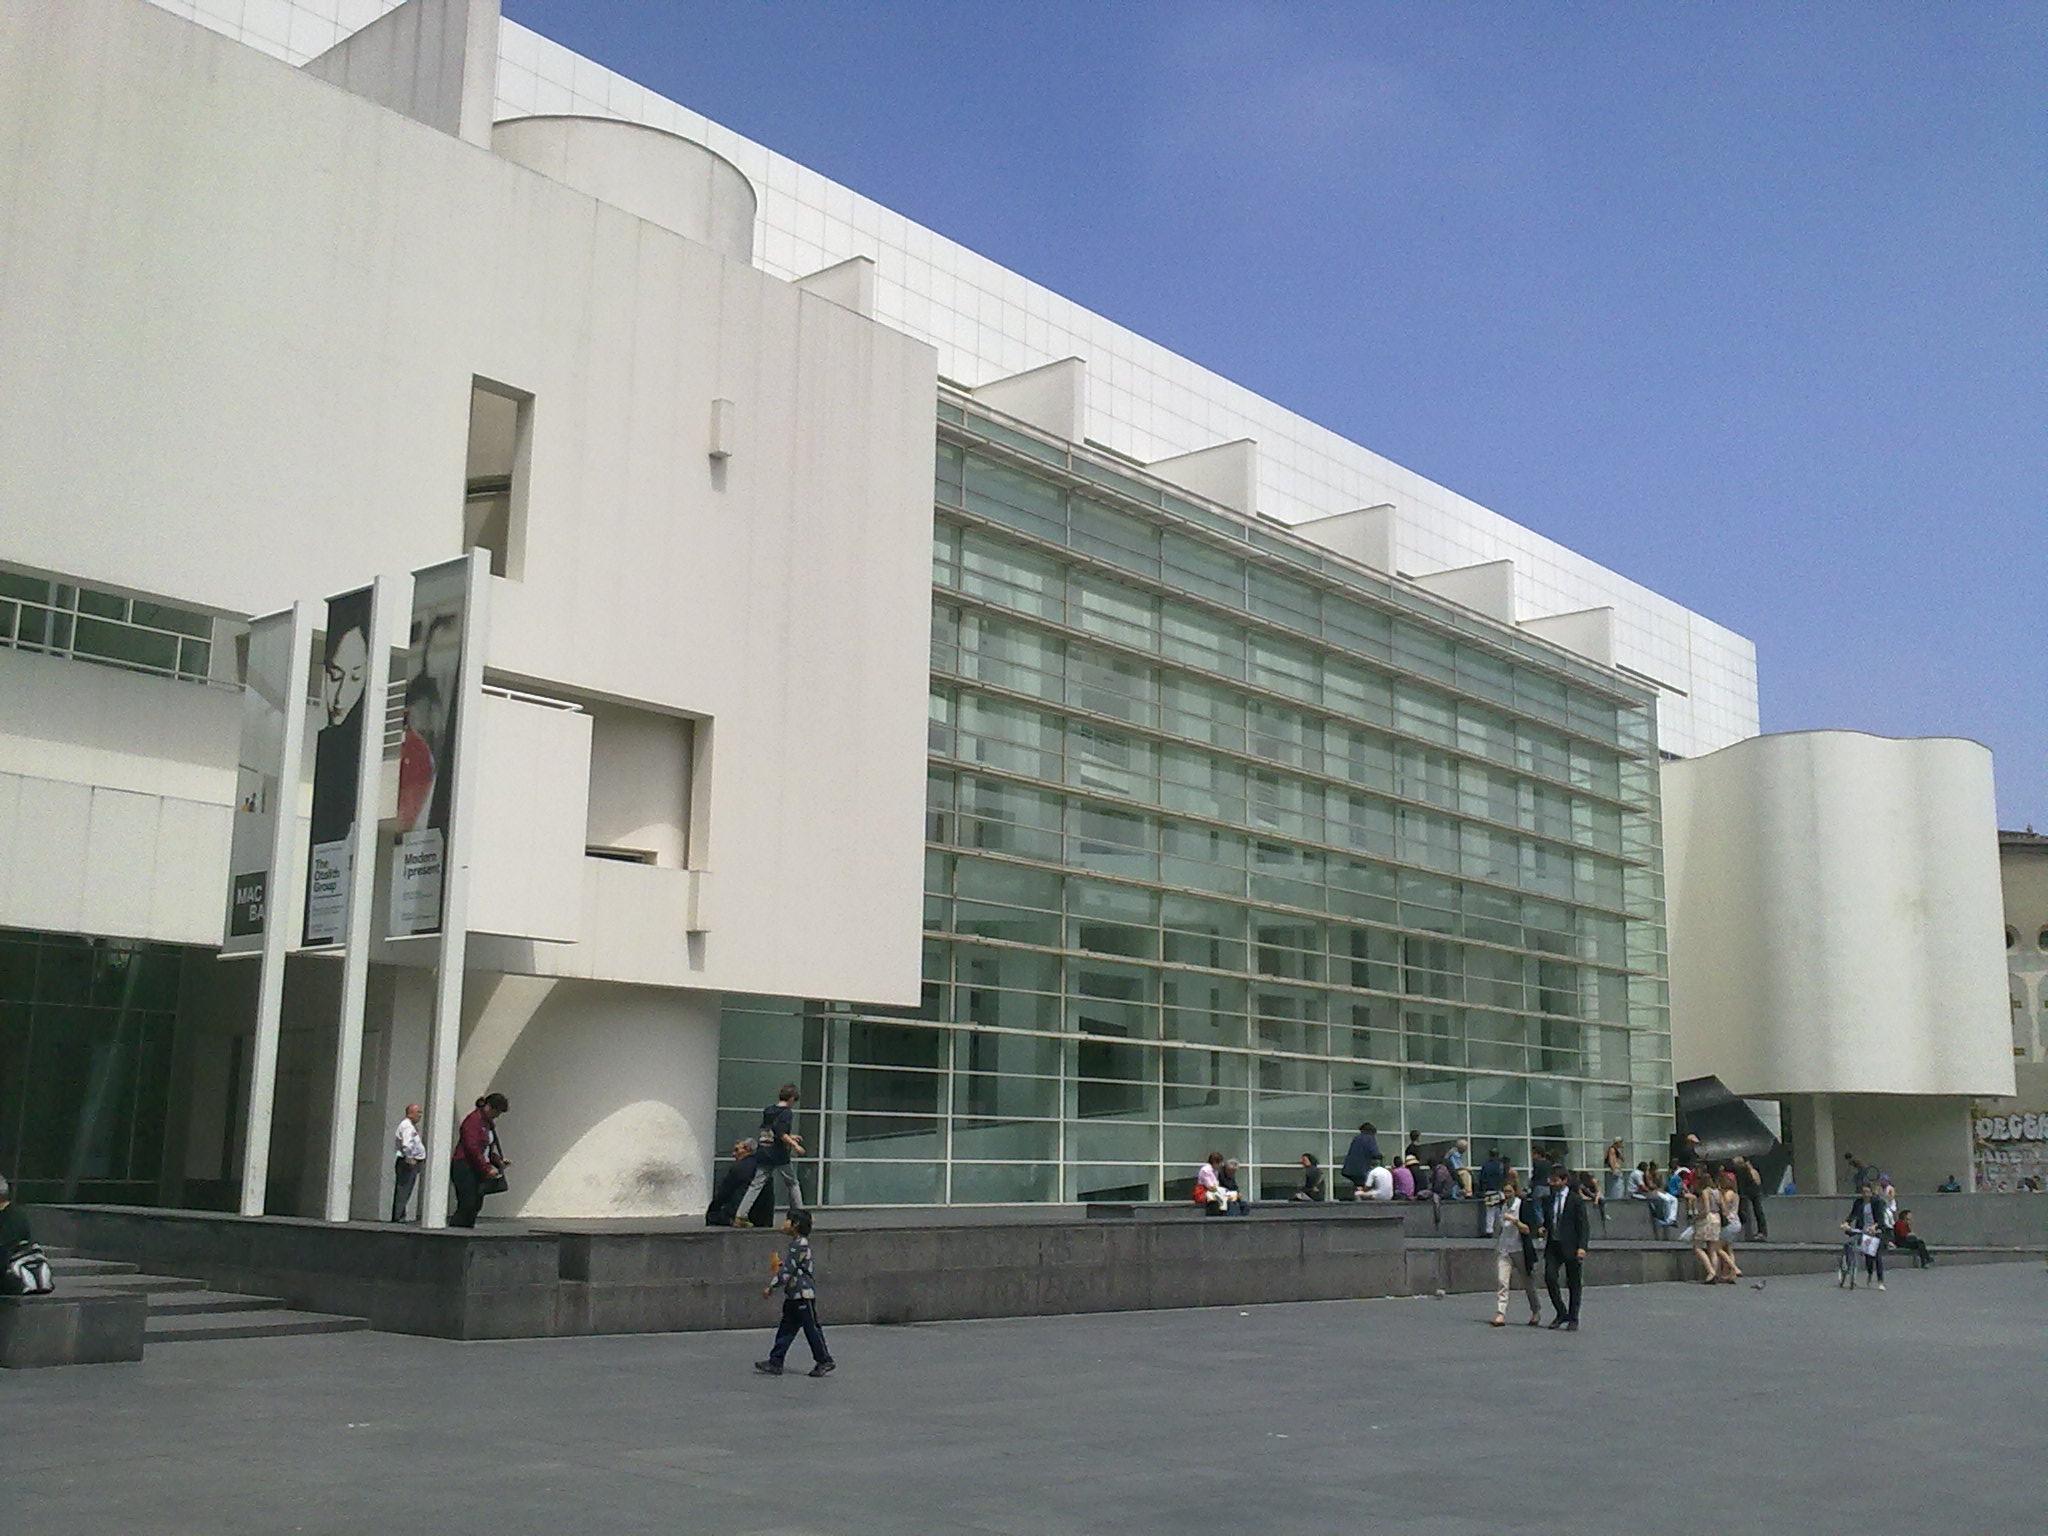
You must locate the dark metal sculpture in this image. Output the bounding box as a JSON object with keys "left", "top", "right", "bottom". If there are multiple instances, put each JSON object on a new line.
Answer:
{"left": 1672, "top": 1075, "right": 1790, "bottom": 1192}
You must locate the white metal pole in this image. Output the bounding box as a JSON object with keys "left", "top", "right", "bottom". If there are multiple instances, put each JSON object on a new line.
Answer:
{"left": 322, "top": 575, "right": 398, "bottom": 1223}
{"left": 240, "top": 602, "right": 315, "bottom": 1217}
{"left": 420, "top": 551, "right": 491, "bottom": 1229}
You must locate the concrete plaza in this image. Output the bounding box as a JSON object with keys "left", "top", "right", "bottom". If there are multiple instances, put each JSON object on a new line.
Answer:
{"left": 6, "top": 1262, "right": 2042, "bottom": 1535}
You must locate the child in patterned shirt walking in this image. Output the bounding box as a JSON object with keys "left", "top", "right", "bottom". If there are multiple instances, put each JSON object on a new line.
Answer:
{"left": 753, "top": 1210, "right": 835, "bottom": 1377}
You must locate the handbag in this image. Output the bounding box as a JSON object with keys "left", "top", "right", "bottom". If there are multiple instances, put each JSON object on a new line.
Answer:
{"left": 1858, "top": 1232, "right": 1881, "bottom": 1257}
{"left": 482, "top": 1129, "right": 509, "bottom": 1196}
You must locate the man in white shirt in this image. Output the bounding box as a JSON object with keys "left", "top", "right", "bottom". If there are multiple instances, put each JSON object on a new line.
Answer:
{"left": 391, "top": 1103, "right": 427, "bottom": 1222}
{"left": 1362, "top": 1162, "right": 1395, "bottom": 1201}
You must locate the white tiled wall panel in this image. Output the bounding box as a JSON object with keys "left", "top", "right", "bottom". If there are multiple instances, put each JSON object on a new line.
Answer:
{"left": 141, "top": 0, "right": 1760, "bottom": 756}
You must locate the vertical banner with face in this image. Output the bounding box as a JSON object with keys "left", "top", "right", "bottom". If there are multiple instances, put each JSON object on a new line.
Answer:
{"left": 223, "top": 610, "right": 306, "bottom": 956}
{"left": 302, "top": 585, "right": 376, "bottom": 948}
{"left": 388, "top": 558, "right": 471, "bottom": 937}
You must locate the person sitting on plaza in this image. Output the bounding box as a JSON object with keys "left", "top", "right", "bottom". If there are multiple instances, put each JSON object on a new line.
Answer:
{"left": 1339, "top": 1121, "right": 1383, "bottom": 1199}
{"left": 1937, "top": 1173, "right": 1964, "bottom": 1193}
{"left": 1, "top": 1175, "right": 55, "bottom": 1296}
{"left": 1290, "top": 1152, "right": 1325, "bottom": 1202}
{"left": 1890, "top": 1208, "right": 1935, "bottom": 1267}
{"left": 1361, "top": 1160, "right": 1394, "bottom": 1200}
{"left": 1390, "top": 1156, "right": 1417, "bottom": 1201}
{"left": 1219, "top": 1157, "right": 1249, "bottom": 1216}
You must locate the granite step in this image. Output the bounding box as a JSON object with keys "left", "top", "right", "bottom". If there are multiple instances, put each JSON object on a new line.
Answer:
{"left": 56, "top": 1270, "right": 207, "bottom": 1297}
{"left": 145, "top": 1308, "right": 369, "bottom": 1344}
{"left": 43, "top": 1255, "right": 141, "bottom": 1278}
{"left": 147, "top": 1290, "right": 289, "bottom": 1317}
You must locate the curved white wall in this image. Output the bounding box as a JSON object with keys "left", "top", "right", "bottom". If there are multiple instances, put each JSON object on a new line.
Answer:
{"left": 491, "top": 115, "right": 756, "bottom": 263}
{"left": 455, "top": 974, "right": 721, "bottom": 1218}
{"left": 1662, "top": 732, "right": 2013, "bottom": 1097}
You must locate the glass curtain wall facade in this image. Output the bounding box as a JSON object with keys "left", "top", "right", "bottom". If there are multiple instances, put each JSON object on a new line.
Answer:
{"left": 0, "top": 928, "right": 186, "bottom": 1204}
{"left": 720, "top": 394, "right": 1671, "bottom": 1205}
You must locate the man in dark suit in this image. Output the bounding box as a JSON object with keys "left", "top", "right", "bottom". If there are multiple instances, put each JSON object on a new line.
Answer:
{"left": 1540, "top": 1164, "right": 1591, "bottom": 1330}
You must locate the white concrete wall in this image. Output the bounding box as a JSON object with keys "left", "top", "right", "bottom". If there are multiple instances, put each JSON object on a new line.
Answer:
{"left": 2002, "top": 838, "right": 2048, "bottom": 1063}
{"left": 465, "top": 692, "right": 591, "bottom": 942}
{"left": 301, "top": 0, "right": 499, "bottom": 147}
{"left": 1827, "top": 1095, "right": 1975, "bottom": 1196}
{"left": 139, "top": 0, "right": 1759, "bottom": 759}
{"left": 491, "top": 114, "right": 756, "bottom": 263}
{"left": 0, "top": 0, "right": 936, "bottom": 1009}
{"left": 583, "top": 702, "right": 691, "bottom": 868}
{"left": 452, "top": 973, "right": 721, "bottom": 1217}
{"left": 0, "top": 652, "right": 238, "bottom": 946}
{"left": 1663, "top": 731, "right": 2014, "bottom": 1099}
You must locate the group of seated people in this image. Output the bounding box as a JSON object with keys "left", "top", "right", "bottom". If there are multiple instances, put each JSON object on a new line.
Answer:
{"left": 1316, "top": 1124, "right": 1604, "bottom": 1221}
{"left": 1192, "top": 1151, "right": 1251, "bottom": 1213}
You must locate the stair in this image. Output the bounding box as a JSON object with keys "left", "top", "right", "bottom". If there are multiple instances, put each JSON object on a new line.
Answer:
{"left": 45, "top": 1254, "right": 369, "bottom": 1346}
{"left": 145, "top": 1308, "right": 369, "bottom": 1344}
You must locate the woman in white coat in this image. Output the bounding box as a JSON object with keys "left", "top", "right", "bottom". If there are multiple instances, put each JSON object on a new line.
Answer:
{"left": 1490, "top": 1174, "right": 1543, "bottom": 1328}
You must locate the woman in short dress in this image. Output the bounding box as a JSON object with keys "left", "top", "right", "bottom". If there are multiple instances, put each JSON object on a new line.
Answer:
{"left": 1688, "top": 1171, "right": 1723, "bottom": 1283}
{"left": 1713, "top": 1169, "right": 1743, "bottom": 1282}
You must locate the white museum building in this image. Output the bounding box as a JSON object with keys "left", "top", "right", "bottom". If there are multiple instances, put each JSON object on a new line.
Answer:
{"left": 0, "top": 0, "right": 2012, "bottom": 1222}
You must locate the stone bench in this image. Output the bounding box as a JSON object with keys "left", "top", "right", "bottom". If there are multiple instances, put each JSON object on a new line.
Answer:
{"left": 0, "top": 1293, "right": 147, "bottom": 1368}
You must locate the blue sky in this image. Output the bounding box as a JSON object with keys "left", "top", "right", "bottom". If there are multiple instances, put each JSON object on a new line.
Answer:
{"left": 507, "top": 1, "right": 2045, "bottom": 825}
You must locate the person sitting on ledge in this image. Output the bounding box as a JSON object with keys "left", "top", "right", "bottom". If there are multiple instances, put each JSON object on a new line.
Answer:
{"left": 1640, "top": 1162, "right": 1679, "bottom": 1233}
{"left": 1291, "top": 1153, "right": 1325, "bottom": 1202}
{"left": 1193, "top": 1152, "right": 1235, "bottom": 1214}
{"left": 1447, "top": 1138, "right": 1473, "bottom": 1197}
{"left": 1219, "top": 1158, "right": 1249, "bottom": 1216}
{"left": 1890, "top": 1209, "right": 1935, "bottom": 1267}
{"left": 1936, "top": 1174, "right": 1964, "bottom": 1193}
{"left": 1578, "top": 1170, "right": 1607, "bottom": 1231}
{"left": 1362, "top": 1161, "right": 1394, "bottom": 1201}
{"left": 1390, "top": 1157, "right": 1417, "bottom": 1201}
{"left": 1431, "top": 1158, "right": 1458, "bottom": 1203}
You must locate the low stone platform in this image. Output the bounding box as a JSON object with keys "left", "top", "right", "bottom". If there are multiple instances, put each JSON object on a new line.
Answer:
{"left": 1383, "top": 1191, "right": 2048, "bottom": 1248}
{"left": 0, "top": 1292, "right": 146, "bottom": 1368}
{"left": 40, "top": 1202, "right": 1409, "bottom": 1341}
{"left": 39, "top": 1199, "right": 2039, "bottom": 1343}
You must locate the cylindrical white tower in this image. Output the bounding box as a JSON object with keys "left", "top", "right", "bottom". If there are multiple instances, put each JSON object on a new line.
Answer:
{"left": 492, "top": 115, "right": 757, "bottom": 263}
